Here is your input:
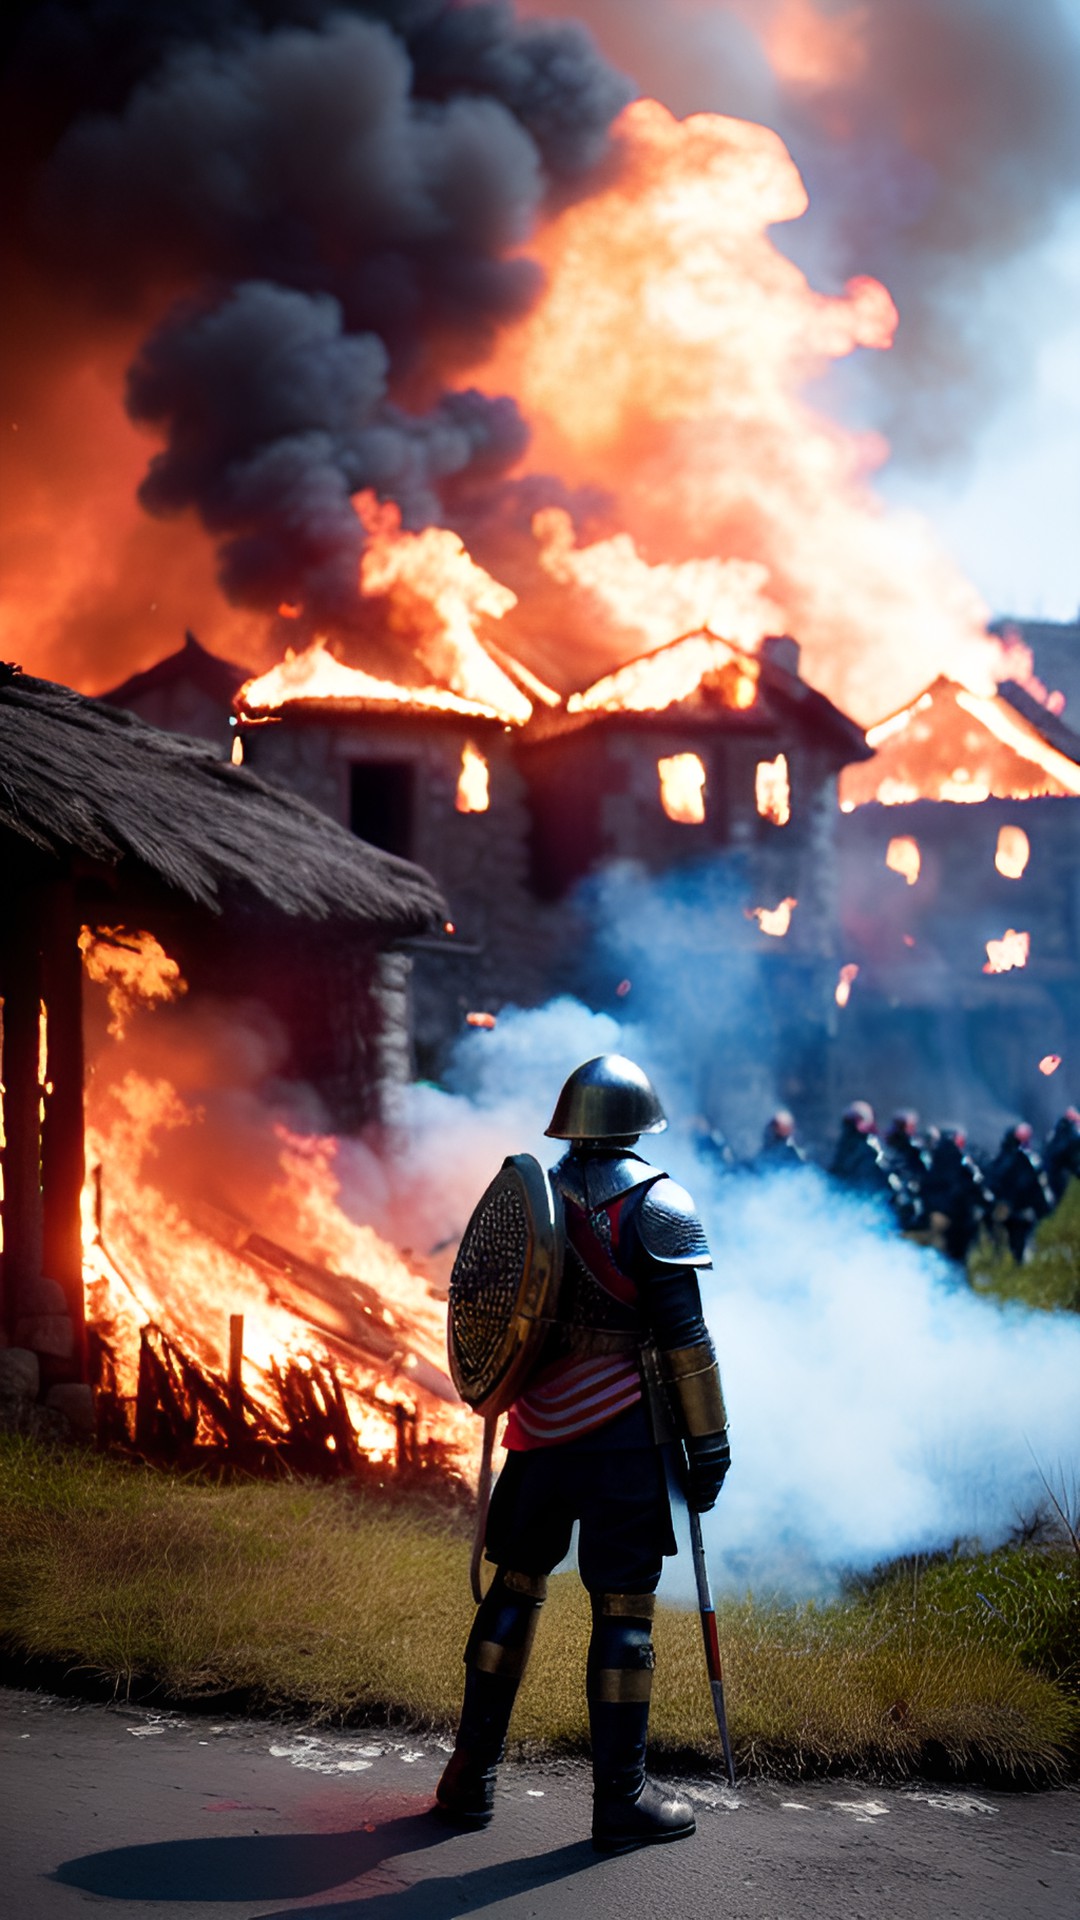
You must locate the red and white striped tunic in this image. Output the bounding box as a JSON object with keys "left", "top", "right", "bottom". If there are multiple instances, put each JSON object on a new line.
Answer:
{"left": 502, "top": 1189, "right": 644, "bottom": 1450}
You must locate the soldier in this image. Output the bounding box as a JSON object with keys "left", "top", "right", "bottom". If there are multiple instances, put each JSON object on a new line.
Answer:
{"left": 755, "top": 1108, "right": 807, "bottom": 1171}
{"left": 987, "top": 1122, "right": 1054, "bottom": 1262}
{"left": 882, "top": 1109, "right": 928, "bottom": 1232}
{"left": 829, "top": 1100, "right": 901, "bottom": 1204}
{"left": 921, "top": 1126, "right": 990, "bottom": 1263}
{"left": 1045, "top": 1108, "right": 1080, "bottom": 1205}
{"left": 436, "top": 1054, "right": 731, "bottom": 1853}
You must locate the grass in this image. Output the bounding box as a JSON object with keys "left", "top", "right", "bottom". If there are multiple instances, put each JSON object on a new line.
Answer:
{"left": 1, "top": 1434, "right": 1077, "bottom": 1783}
{"left": 968, "top": 1178, "right": 1080, "bottom": 1314}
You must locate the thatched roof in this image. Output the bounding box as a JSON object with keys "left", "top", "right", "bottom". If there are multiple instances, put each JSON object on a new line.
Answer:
{"left": 0, "top": 665, "right": 445, "bottom": 934}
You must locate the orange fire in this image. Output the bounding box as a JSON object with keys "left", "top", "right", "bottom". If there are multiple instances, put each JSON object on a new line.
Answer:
{"left": 78, "top": 935, "right": 474, "bottom": 1471}
{"left": 239, "top": 638, "right": 519, "bottom": 722}
{"left": 748, "top": 897, "right": 797, "bottom": 938}
{"left": 569, "top": 632, "right": 759, "bottom": 717}
{"left": 465, "top": 1011, "right": 497, "bottom": 1030}
{"left": 983, "top": 929, "right": 1030, "bottom": 975}
{"left": 658, "top": 752, "right": 707, "bottom": 824}
{"left": 455, "top": 742, "right": 490, "bottom": 814}
{"left": 842, "top": 679, "right": 1080, "bottom": 808}
{"left": 755, "top": 753, "right": 791, "bottom": 826}
{"left": 479, "top": 97, "right": 996, "bottom": 723}
{"left": 835, "top": 962, "right": 860, "bottom": 1008}
{"left": 78, "top": 927, "right": 186, "bottom": 1039}
{"left": 995, "top": 825, "right": 1030, "bottom": 880}
{"left": 886, "top": 836, "right": 921, "bottom": 886}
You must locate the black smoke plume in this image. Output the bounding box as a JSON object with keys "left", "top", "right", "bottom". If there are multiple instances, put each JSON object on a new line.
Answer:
{"left": 3, "top": 2, "right": 630, "bottom": 639}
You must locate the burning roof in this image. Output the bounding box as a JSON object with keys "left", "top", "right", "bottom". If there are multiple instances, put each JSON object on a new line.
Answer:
{"left": 0, "top": 664, "right": 444, "bottom": 932}
{"left": 839, "top": 676, "right": 1080, "bottom": 809}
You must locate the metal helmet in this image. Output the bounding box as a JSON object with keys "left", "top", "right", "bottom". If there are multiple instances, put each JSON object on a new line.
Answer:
{"left": 545, "top": 1054, "right": 667, "bottom": 1141}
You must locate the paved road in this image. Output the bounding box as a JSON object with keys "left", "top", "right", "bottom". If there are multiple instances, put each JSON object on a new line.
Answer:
{"left": 2, "top": 1687, "right": 1078, "bottom": 1919}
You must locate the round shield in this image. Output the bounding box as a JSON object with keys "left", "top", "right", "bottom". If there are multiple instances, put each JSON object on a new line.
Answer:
{"left": 448, "top": 1153, "right": 564, "bottom": 1416}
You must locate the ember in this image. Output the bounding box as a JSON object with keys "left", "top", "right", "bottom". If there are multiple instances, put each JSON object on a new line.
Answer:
{"left": 748, "top": 897, "right": 797, "bottom": 938}
{"left": 465, "top": 1011, "right": 497, "bottom": 1029}
{"left": 983, "top": 929, "right": 1030, "bottom": 975}
{"left": 658, "top": 752, "right": 706, "bottom": 824}
{"left": 1039, "top": 1055, "right": 1062, "bottom": 1076}
{"left": 835, "top": 963, "right": 860, "bottom": 1008}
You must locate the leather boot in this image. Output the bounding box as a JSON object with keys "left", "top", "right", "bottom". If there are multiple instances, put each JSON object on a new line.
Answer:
{"left": 587, "top": 1592, "right": 696, "bottom": 1854}
{"left": 434, "top": 1568, "right": 546, "bottom": 1828}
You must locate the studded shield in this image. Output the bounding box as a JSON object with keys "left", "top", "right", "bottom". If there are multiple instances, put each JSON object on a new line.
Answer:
{"left": 448, "top": 1153, "right": 564, "bottom": 1416}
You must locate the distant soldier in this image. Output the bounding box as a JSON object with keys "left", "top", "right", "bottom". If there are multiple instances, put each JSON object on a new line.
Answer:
{"left": 921, "top": 1126, "right": 990, "bottom": 1263}
{"left": 882, "top": 1109, "right": 928, "bottom": 1232}
{"left": 1044, "top": 1108, "right": 1080, "bottom": 1205}
{"left": 987, "top": 1122, "right": 1054, "bottom": 1262}
{"left": 438, "top": 1055, "right": 731, "bottom": 1853}
{"left": 755, "top": 1108, "right": 806, "bottom": 1172}
{"left": 829, "top": 1100, "right": 900, "bottom": 1204}
{"left": 688, "top": 1113, "right": 737, "bottom": 1177}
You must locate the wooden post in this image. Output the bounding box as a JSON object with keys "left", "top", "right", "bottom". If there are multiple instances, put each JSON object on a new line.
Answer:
{"left": 134, "top": 1327, "right": 157, "bottom": 1453}
{"left": 0, "top": 890, "right": 45, "bottom": 1345}
{"left": 227, "top": 1313, "right": 245, "bottom": 1448}
{"left": 40, "top": 879, "right": 87, "bottom": 1381}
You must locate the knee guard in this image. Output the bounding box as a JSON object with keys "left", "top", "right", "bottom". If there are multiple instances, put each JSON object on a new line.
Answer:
{"left": 586, "top": 1592, "right": 656, "bottom": 1706}
{"left": 465, "top": 1567, "right": 548, "bottom": 1681}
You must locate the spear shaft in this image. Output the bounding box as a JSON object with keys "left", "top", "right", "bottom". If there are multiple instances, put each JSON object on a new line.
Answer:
{"left": 688, "top": 1507, "right": 736, "bottom": 1787}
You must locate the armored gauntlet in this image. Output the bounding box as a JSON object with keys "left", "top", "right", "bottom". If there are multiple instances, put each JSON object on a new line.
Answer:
{"left": 661, "top": 1339, "right": 730, "bottom": 1512}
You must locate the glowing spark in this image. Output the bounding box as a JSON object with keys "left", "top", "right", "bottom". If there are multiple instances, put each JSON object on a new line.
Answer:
{"left": 230, "top": 734, "right": 244, "bottom": 766}
{"left": 1039, "top": 1055, "right": 1061, "bottom": 1076}
{"left": 748, "top": 897, "right": 797, "bottom": 938}
{"left": 983, "top": 930, "right": 1030, "bottom": 975}
{"left": 466, "top": 1011, "right": 497, "bottom": 1029}
{"left": 835, "top": 962, "right": 859, "bottom": 1008}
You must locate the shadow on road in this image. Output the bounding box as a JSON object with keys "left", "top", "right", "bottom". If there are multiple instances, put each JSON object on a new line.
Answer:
{"left": 54, "top": 1811, "right": 444, "bottom": 1903}
{"left": 254, "top": 1840, "right": 604, "bottom": 1920}
{"left": 54, "top": 1812, "right": 604, "bottom": 1913}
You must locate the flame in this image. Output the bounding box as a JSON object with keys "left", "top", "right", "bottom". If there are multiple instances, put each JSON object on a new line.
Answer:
{"left": 230, "top": 734, "right": 244, "bottom": 766}
{"left": 1039, "top": 1055, "right": 1062, "bottom": 1076}
{"left": 569, "top": 632, "right": 759, "bottom": 716}
{"left": 841, "top": 679, "right": 1080, "bottom": 808}
{"left": 479, "top": 97, "right": 996, "bottom": 723}
{"left": 765, "top": 0, "right": 868, "bottom": 88}
{"left": 983, "top": 929, "right": 1030, "bottom": 975}
{"left": 755, "top": 753, "right": 791, "bottom": 826}
{"left": 658, "top": 752, "right": 707, "bottom": 824}
{"left": 239, "top": 638, "right": 516, "bottom": 722}
{"left": 748, "top": 896, "right": 797, "bottom": 937}
{"left": 835, "top": 961, "right": 860, "bottom": 1008}
{"left": 995, "top": 825, "right": 1030, "bottom": 880}
{"left": 465, "top": 1011, "right": 497, "bottom": 1030}
{"left": 278, "top": 602, "right": 302, "bottom": 620}
{"left": 534, "top": 507, "right": 783, "bottom": 656}
{"left": 79, "top": 928, "right": 186, "bottom": 1039}
{"left": 455, "top": 742, "right": 490, "bottom": 814}
{"left": 75, "top": 931, "right": 474, "bottom": 1471}
{"left": 886, "top": 836, "right": 921, "bottom": 886}
{"left": 355, "top": 492, "right": 533, "bottom": 722}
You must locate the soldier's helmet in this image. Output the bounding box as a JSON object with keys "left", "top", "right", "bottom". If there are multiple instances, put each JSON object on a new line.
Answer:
{"left": 842, "top": 1099, "right": 875, "bottom": 1134}
{"left": 545, "top": 1053, "right": 667, "bottom": 1141}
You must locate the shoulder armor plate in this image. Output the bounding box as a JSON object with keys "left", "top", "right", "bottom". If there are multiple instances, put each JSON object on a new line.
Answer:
{"left": 552, "top": 1149, "right": 659, "bottom": 1214}
{"left": 634, "top": 1177, "right": 713, "bottom": 1270}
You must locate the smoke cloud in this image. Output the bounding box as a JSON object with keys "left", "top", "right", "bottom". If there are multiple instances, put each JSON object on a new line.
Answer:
{"left": 1, "top": 1, "right": 630, "bottom": 669}
{"left": 393, "top": 992, "right": 1080, "bottom": 1597}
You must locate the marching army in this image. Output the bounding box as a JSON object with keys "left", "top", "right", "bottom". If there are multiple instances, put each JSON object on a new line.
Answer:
{"left": 745, "top": 1098, "right": 1077, "bottom": 1265}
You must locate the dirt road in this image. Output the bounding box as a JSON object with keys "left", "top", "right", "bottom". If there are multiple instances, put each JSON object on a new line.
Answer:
{"left": 3, "top": 1687, "right": 1077, "bottom": 1918}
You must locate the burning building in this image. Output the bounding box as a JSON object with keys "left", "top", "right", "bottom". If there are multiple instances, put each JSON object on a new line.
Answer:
{"left": 834, "top": 676, "right": 1080, "bottom": 1130}
{"left": 0, "top": 664, "right": 467, "bottom": 1467}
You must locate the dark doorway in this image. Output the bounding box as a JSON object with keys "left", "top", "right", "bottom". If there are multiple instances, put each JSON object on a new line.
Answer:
{"left": 349, "top": 761, "right": 414, "bottom": 858}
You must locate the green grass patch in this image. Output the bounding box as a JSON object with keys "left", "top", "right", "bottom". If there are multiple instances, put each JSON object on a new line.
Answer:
{"left": 1, "top": 1434, "right": 1076, "bottom": 1783}
{"left": 968, "top": 1178, "right": 1080, "bottom": 1313}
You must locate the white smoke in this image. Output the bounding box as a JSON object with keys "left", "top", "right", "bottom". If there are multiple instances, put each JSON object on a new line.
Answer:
{"left": 386, "top": 992, "right": 1080, "bottom": 1598}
